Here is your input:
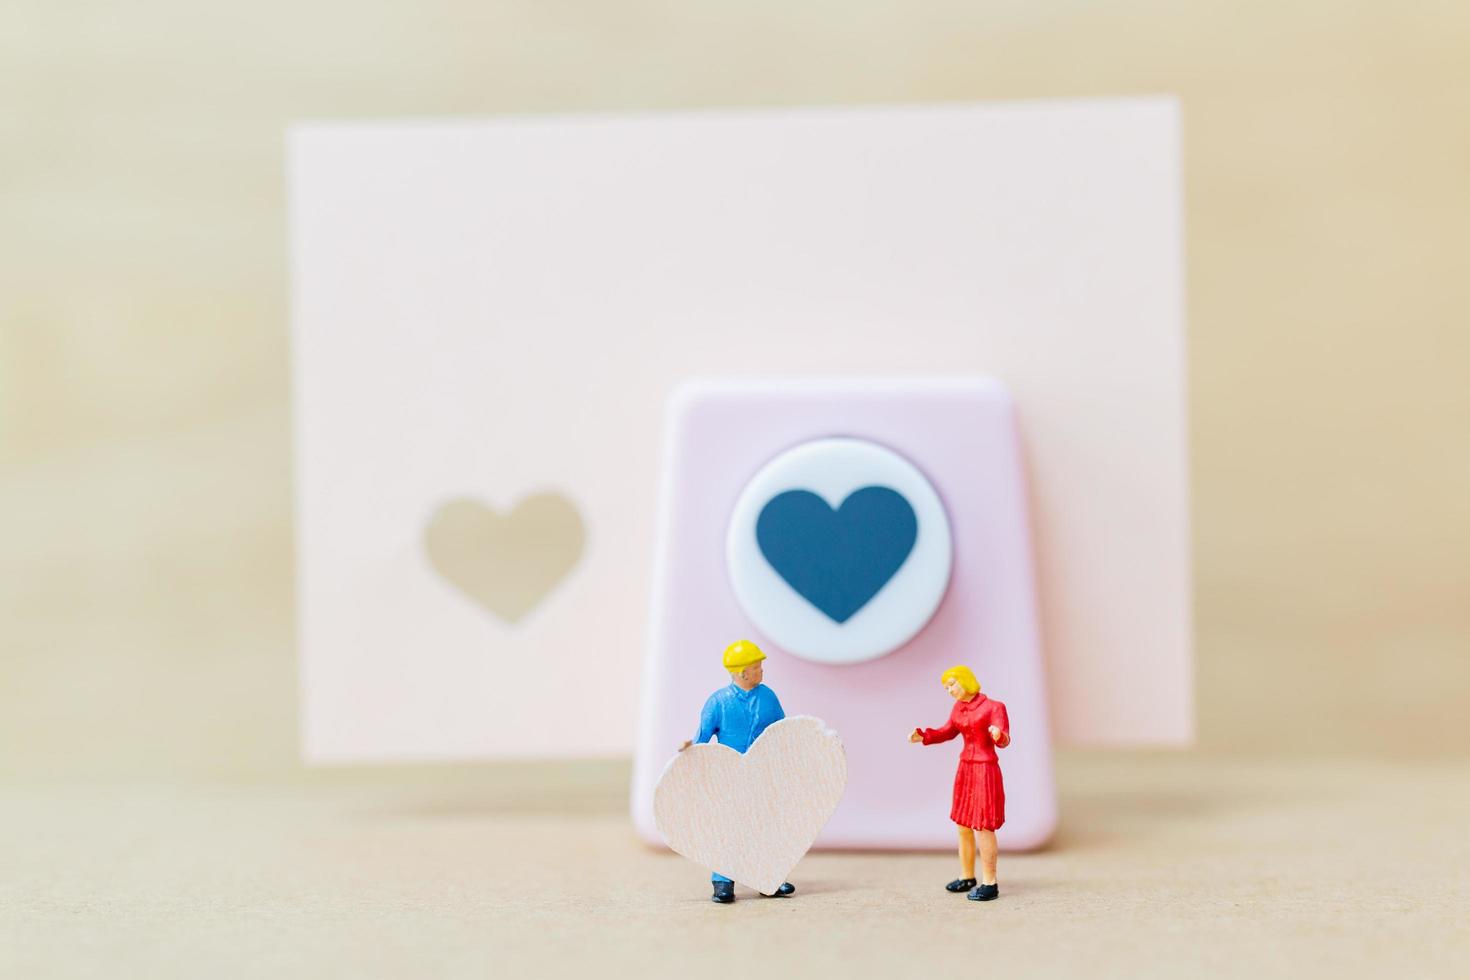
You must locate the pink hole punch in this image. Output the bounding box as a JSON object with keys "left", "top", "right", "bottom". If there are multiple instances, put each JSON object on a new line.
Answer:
{"left": 632, "top": 377, "right": 1057, "bottom": 850}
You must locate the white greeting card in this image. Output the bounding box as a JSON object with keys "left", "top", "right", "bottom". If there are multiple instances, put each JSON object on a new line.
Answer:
{"left": 289, "top": 98, "right": 1190, "bottom": 761}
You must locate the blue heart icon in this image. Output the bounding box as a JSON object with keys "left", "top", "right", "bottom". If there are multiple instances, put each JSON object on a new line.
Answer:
{"left": 755, "top": 486, "right": 918, "bottom": 624}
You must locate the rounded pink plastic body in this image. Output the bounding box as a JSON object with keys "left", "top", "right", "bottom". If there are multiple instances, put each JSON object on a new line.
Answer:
{"left": 632, "top": 378, "right": 1057, "bottom": 850}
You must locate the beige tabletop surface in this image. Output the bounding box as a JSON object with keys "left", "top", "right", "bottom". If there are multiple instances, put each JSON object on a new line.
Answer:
{"left": 6, "top": 751, "right": 1467, "bottom": 979}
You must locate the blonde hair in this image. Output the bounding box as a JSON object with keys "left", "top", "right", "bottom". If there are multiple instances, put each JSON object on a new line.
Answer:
{"left": 940, "top": 665, "right": 980, "bottom": 695}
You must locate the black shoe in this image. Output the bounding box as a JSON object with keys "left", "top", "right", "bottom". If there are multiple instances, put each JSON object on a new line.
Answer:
{"left": 711, "top": 881, "right": 735, "bottom": 904}
{"left": 761, "top": 882, "right": 795, "bottom": 897}
{"left": 945, "top": 878, "right": 978, "bottom": 893}
{"left": 967, "top": 883, "right": 999, "bottom": 902}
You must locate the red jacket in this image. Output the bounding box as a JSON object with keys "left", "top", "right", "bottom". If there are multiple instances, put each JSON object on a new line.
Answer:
{"left": 920, "top": 694, "right": 1011, "bottom": 762}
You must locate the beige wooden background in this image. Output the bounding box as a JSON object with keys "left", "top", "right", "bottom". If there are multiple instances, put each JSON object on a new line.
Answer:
{"left": 3, "top": 0, "right": 1468, "bottom": 780}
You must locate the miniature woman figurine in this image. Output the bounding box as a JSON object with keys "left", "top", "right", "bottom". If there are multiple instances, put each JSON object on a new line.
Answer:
{"left": 909, "top": 665, "right": 1011, "bottom": 902}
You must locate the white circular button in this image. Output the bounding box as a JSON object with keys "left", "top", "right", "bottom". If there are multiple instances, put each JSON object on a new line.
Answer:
{"left": 726, "top": 437, "right": 952, "bottom": 665}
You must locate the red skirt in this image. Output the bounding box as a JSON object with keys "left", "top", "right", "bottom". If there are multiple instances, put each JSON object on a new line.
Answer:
{"left": 951, "top": 760, "right": 1005, "bottom": 831}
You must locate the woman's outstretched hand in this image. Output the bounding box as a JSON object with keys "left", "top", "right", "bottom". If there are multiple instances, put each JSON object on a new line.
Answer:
{"left": 908, "top": 729, "right": 923, "bottom": 744}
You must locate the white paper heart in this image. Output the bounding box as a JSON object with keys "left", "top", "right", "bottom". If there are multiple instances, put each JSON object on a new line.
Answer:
{"left": 653, "top": 716, "right": 846, "bottom": 894}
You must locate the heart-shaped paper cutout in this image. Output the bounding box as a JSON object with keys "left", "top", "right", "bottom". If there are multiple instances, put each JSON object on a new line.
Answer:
{"left": 424, "top": 493, "right": 584, "bottom": 624}
{"left": 755, "top": 486, "right": 918, "bottom": 623}
{"left": 654, "top": 716, "right": 846, "bottom": 894}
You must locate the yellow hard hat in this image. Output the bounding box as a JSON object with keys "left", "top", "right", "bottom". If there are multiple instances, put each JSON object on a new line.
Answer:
{"left": 722, "top": 639, "right": 767, "bottom": 673}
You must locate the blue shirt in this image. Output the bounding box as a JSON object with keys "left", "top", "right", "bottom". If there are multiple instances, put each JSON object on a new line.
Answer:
{"left": 693, "top": 683, "right": 785, "bottom": 754}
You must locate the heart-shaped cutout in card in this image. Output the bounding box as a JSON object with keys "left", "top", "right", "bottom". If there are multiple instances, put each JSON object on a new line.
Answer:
{"left": 424, "top": 493, "right": 584, "bottom": 624}
{"left": 654, "top": 716, "right": 846, "bottom": 895}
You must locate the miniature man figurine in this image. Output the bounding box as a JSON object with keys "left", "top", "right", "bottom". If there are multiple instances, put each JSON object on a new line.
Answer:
{"left": 677, "top": 639, "right": 797, "bottom": 904}
{"left": 908, "top": 665, "right": 1011, "bottom": 902}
